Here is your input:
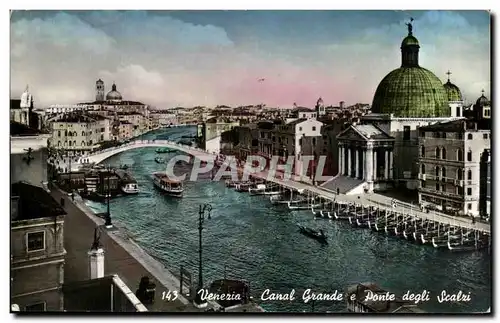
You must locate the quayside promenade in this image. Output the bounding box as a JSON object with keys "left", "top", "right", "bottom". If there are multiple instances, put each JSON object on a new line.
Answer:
{"left": 52, "top": 188, "right": 264, "bottom": 312}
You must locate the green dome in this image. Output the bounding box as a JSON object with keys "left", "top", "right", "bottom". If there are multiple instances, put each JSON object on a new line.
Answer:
{"left": 443, "top": 80, "right": 462, "bottom": 102}
{"left": 371, "top": 67, "right": 450, "bottom": 118}
{"left": 401, "top": 35, "right": 419, "bottom": 47}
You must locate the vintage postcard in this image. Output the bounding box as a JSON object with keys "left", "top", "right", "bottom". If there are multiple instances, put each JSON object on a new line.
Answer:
{"left": 9, "top": 9, "right": 491, "bottom": 315}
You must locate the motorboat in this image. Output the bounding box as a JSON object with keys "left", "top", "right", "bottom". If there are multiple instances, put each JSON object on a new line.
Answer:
{"left": 152, "top": 172, "right": 183, "bottom": 197}
{"left": 121, "top": 182, "right": 139, "bottom": 194}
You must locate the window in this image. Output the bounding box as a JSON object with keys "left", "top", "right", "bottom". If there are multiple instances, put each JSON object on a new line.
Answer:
{"left": 458, "top": 132, "right": 463, "bottom": 140}
{"left": 421, "top": 181, "right": 426, "bottom": 188}
{"left": 483, "top": 133, "right": 488, "bottom": 139}
{"left": 467, "top": 169, "right": 472, "bottom": 180}
{"left": 467, "top": 150, "right": 472, "bottom": 161}
{"left": 442, "top": 132, "right": 447, "bottom": 139}
{"left": 435, "top": 147, "right": 440, "bottom": 159}
{"left": 403, "top": 126, "right": 411, "bottom": 140}
{"left": 456, "top": 106, "right": 461, "bottom": 117}
{"left": 468, "top": 203, "right": 472, "bottom": 210}
{"left": 441, "top": 184, "right": 445, "bottom": 191}
{"left": 467, "top": 188, "right": 472, "bottom": 195}
{"left": 468, "top": 134, "right": 473, "bottom": 140}
{"left": 69, "top": 141, "right": 72, "bottom": 147}
{"left": 457, "top": 169, "right": 463, "bottom": 180}
{"left": 82, "top": 131, "right": 85, "bottom": 136}
{"left": 81, "top": 141, "right": 85, "bottom": 147}
{"left": 312, "top": 126, "right": 316, "bottom": 131}
{"left": 457, "top": 149, "right": 463, "bottom": 161}
{"left": 421, "top": 146, "right": 425, "bottom": 157}
{"left": 441, "top": 167, "right": 446, "bottom": 179}
{"left": 435, "top": 166, "right": 440, "bottom": 177}
{"left": 441, "top": 147, "right": 446, "bottom": 160}
{"left": 25, "top": 302, "right": 46, "bottom": 312}
{"left": 421, "top": 164, "right": 425, "bottom": 174}
{"left": 435, "top": 183, "right": 440, "bottom": 191}
{"left": 302, "top": 114, "right": 306, "bottom": 118}
{"left": 312, "top": 138, "right": 316, "bottom": 145}
{"left": 299, "top": 127, "right": 303, "bottom": 131}
{"left": 58, "top": 130, "right": 61, "bottom": 137}
{"left": 26, "top": 231, "right": 45, "bottom": 252}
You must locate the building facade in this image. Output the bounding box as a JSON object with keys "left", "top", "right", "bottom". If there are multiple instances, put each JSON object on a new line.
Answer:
{"left": 417, "top": 119, "right": 490, "bottom": 216}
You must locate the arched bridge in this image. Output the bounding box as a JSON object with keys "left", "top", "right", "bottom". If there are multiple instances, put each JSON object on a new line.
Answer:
{"left": 77, "top": 140, "right": 216, "bottom": 165}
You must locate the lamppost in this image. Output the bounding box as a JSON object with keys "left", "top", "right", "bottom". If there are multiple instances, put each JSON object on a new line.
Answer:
{"left": 104, "top": 164, "right": 113, "bottom": 228}
{"left": 194, "top": 203, "right": 212, "bottom": 308}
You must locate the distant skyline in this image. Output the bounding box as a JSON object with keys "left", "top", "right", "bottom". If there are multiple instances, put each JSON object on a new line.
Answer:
{"left": 10, "top": 10, "right": 490, "bottom": 108}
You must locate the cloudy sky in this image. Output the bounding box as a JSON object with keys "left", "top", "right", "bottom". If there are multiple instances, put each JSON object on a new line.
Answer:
{"left": 10, "top": 10, "right": 490, "bottom": 109}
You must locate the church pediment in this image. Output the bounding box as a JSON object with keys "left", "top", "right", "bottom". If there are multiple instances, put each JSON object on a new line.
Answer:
{"left": 336, "top": 126, "right": 367, "bottom": 142}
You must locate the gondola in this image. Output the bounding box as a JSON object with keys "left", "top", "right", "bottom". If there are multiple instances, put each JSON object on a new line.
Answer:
{"left": 297, "top": 225, "right": 328, "bottom": 244}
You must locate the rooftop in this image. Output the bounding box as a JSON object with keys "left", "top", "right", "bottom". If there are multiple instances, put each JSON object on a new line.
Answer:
{"left": 419, "top": 119, "right": 482, "bottom": 132}
{"left": 11, "top": 182, "right": 66, "bottom": 221}
{"left": 353, "top": 124, "right": 392, "bottom": 139}
{"left": 54, "top": 113, "right": 109, "bottom": 123}
{"left": 78, "top": 100, "right": 146, "bottom": 106}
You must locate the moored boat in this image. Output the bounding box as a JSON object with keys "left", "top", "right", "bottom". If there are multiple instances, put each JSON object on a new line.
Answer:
{"left": 156, "top": 147, "right": 176, "bottom": 154}
{"left": 121, "top": 182, "right": 139, "bottom": 194}
{"left": 152, "top": 172, "right": 183, "bottom": 197}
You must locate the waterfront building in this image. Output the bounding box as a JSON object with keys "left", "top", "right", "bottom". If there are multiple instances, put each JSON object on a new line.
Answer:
{"left": 200, "top": 117, "right": 240, "bottom": 154}
{"left": 10, "top": 86, "right": 44, "bottom": 131}
{"left": 149, "top": 110, "right": 178, "bottom": 127}
{"left": 417, "top": 119, "right": 490, "bottom": 216}
{"left": 48, "top": 113, "right": 111, "bottom": 155}
{"left": 118, "top": 121, "right": 134, "bottom": 141}
{"left": 324, "top": 20, "right": 466, "bottom": 194}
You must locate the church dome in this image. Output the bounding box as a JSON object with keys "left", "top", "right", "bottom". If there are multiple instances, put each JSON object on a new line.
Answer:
{"left": 443, "top": 80, "right": 462, "bottom": 102}
{"left": 475, "top": 91, "right": 490, "bottom": 107}
{"left": 371, "top": 20, "right": 449, "bottom": 118}
{"left": 106, "top": 83, "right": 122, "bottom": 101}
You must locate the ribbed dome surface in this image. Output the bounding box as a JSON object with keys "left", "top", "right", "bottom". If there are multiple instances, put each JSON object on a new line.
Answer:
{"left": 371, "top": 67, "right": 450, "bottom": 118}
{"left": 106, "top": 83, "right": 122, "bottom": 101}
{"left": 476, "top": 94, "right": 490, "bottom": 107}
{"left": 443, "top": 81, "right": 462, "bottom": 102}
{"left": 401, "top": 35, "right": 419, "bottom": 47}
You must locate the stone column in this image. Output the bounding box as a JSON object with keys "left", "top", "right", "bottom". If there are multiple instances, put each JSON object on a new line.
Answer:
{"left": 338, "top": 146, "right": 343, "bottom": 175}
{"left": 365, "top": 143, "right": 374, "bottom": 192}
{"left": 362, "top": 150, "right": 366, "bottom": 180}
{"left": 355, "top": 149, "right": 360, "bottom": 179}
{"left": 347, "top": 147, "right": 352, "bottom": 177}
{"left": 373, "top": 149, "right": 378, "bottom": 181}
{"left": 384, "top": 150, "right": 389, "bottom": 179}
{"left": 389, "top": 150, "right": 393, "bottom": 179}
{"left": 88, "top": 248, "right": 105, "bottom": 279}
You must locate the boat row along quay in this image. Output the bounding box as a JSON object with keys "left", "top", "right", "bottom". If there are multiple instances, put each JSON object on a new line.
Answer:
{"left": 224, "top": 176, "right": 491, "bottom": 252}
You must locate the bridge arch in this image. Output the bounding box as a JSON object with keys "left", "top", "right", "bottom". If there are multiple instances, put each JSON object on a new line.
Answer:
{"left": 76, "top": 139, "right": 216, "bottom": 165}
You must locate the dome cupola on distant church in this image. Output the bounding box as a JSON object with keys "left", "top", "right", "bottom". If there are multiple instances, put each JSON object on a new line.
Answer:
{"left": 443, "top": 70, "right": 463, "bottom": 102}
{"left": 371, "top": 18, "right": 449, "bottom": 118}
{"left": 106, "top": 83, "right": 123, "bottom": 102}
{"left": 475, "top": 90, "right": 490, "bottom": 107}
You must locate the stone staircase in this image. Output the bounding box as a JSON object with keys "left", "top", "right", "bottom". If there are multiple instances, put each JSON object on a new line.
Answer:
{"left": 320, "top": 175, "right": 365, "bottom": 195}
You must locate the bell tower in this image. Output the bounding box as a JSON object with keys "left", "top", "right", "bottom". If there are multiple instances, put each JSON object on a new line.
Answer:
{"left": 96, "top": 79, "right": 105, "bottom": 101}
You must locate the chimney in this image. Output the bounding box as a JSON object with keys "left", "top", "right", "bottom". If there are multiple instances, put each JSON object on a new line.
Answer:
{"left": 88, "top": 228, "right": 105, "bottom": 279}
{"left": 339, "top": 101, "right": 345, "bottom": 109}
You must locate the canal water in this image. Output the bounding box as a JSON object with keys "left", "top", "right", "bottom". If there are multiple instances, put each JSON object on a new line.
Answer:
{"left": 85, "top": 127, "right": 491, "bottom": 313}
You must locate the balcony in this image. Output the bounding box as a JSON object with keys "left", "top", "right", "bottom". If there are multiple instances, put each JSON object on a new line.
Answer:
{"left": 419, "top": 187, "right": 462, "bottom": 200}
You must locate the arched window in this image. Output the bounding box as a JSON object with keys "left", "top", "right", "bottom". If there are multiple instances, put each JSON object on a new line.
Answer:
{"left": 82, "top": 131, "right": 85, "bottom": 136}
{"left": 73, "top": 141, "right": 77, "bottom": 147}
{"left": 64, "top": 141, "right": 68, "bottom": 147}
{"left": 57, "top": 141, "right": 61, "bottom": 147}
{"left": 457, "top": 168, "right": 463, "bottom": 180}
{"left": 68, "top": 131, "right": 72, "bottom": 137}
{"left": 467, "top": 150, "right": 472, "bottom": 161}
{"left": 457, "top": 149, "right": 463, "bottom": 161}
{"left": 64, "top": 130, "right": 68, "bottom": 136}
{"left": 435, "top": 166, "right": 440, "bottom": 177}
{"left": 421, "top": 164, "right": 425, "bottom": 174}
{"left": 58, "top": 130, "right": 61, "bottom": 137}
{"left": 441, "top": 147, "right": 447, "bottom": 160}
{"left": 467, "top": 169, "right": 472, "bottom": 180}
{"left": 441, "top": 167, "right": 446, "bottom": 179}
{"left": 81, "top": 141, "right": 85, "bottom": 146}
{"left": 468, "top": 133, "right": 473, "bottom": 140}
{"left": 73, "top": 131, "right": 77, "bottom": 137}
{"left": 435, "top": 147, "right": 440, "bottom": 159}
{"left": 69, "top": 141, "right": 72, "bottom": 147}
{"left": 421, "top": 146, "right": 425, "bottom": 157}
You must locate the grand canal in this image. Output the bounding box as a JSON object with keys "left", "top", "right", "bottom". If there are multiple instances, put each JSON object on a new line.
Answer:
{"left": 85, "top": 127, "right": 491, "bottom": 313}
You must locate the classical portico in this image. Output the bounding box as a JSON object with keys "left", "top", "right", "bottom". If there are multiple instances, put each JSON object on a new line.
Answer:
{"left": 336, "top": 124, "right": 395, "bottom": 192}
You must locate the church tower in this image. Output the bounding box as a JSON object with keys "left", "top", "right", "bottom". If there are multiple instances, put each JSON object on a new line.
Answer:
{"left": 316, "top": 97, "right": 325, "bottom": 117}
{"left": 96, "top": 79, "right": 105, "bottom": 101}
{"left": 19, "top": 85, "right": 33, "bottom": 126}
